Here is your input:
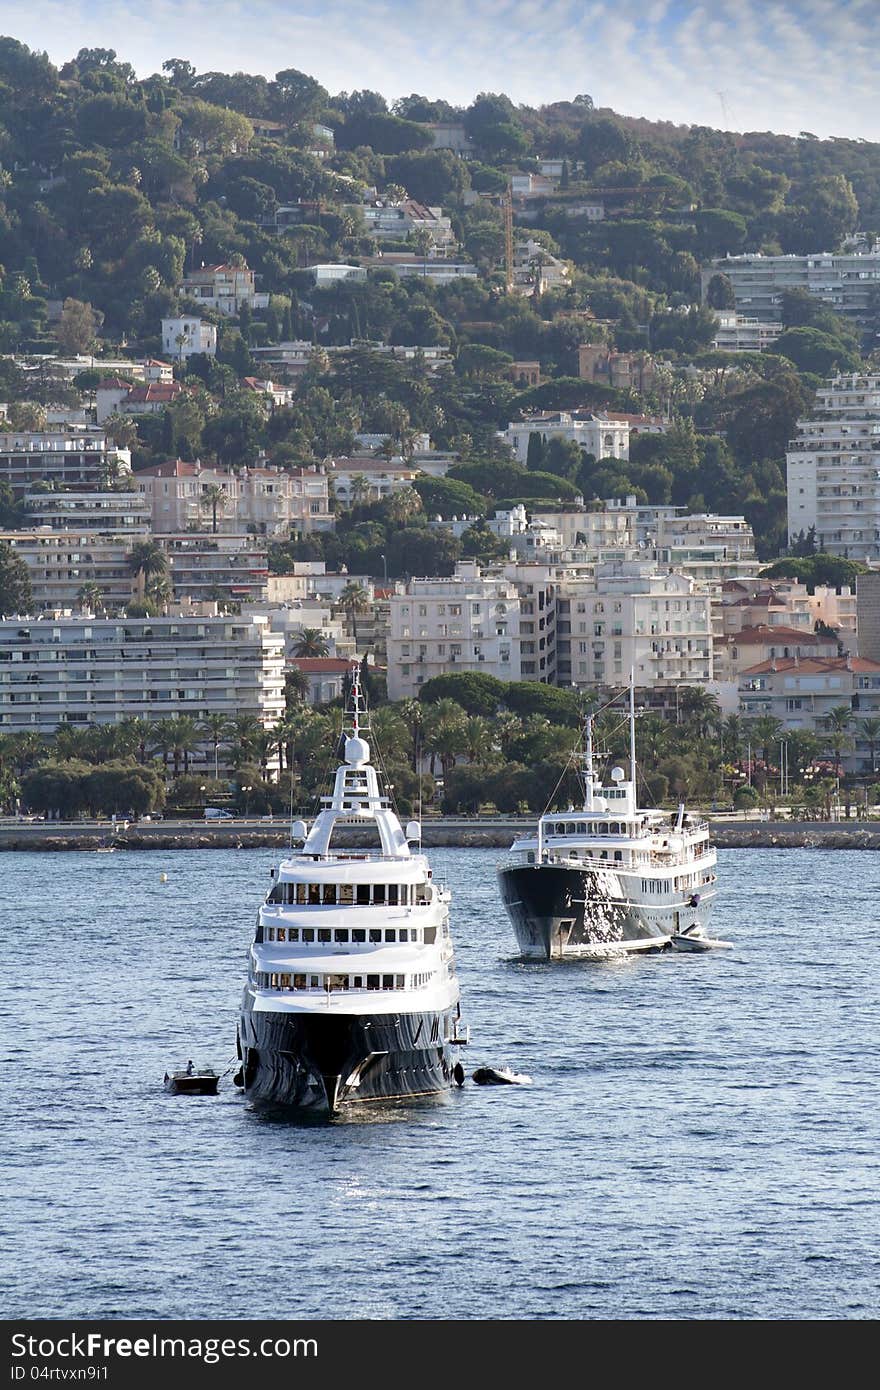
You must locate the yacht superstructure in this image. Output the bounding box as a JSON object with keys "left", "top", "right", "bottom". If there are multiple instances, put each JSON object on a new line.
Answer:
{"left": 497, "top": 685, "right": 718, "bottom": 960}
{"left": 237, "top": 684, "right": 466, "bottom": 1112}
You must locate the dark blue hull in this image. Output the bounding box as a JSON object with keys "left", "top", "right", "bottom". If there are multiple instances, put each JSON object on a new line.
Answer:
{"left": 238, "top": 1000, "right": 460, "bottom": 1113}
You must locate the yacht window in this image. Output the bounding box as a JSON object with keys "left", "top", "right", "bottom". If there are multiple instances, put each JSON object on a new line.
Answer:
{"left": 309, "top": 975, "right": 319, "bottom": 988}
{"left": 277, "top": 927, "right": 286, "bottom": 943}
{"left": 352, "top": 975, "right": 363, "bottom": 988}
{"left": 610, "top": 823, "right": 619, "bottom": 835}
{"left": 424, "top": 926, "right": 437, "bottom": 944}
{"left": 367, "top": 974, "right": 380, "bottom": 989}
{"left": 416, "top": 886, "right": 430, "bottom": 905}
{"left": 327, "top": 974, "right": 348, "bottom": 992}
{"left": 339, "top": 885, "right": 354, "bottom": 905}
{"left": 302, "top": 928, "right": 314, "bottom": 943}
{"left": 293, "top": 974, "right": 306, "bottom": 989}
{"left": 308, "top": 884, "right": 320, "bottom": 905}
{"left": 373, "top": 884, "right": 386, "bottom": 905}
{"left": 296, "top": 884, "right": 306, "bottom": 905}
{"left": 369, "top": 928, "right": 382, "bottom": 943}
{"left": 384, "top": 929, "right": 396, "bottom": 942}
{"left": 566, "top": 822, "right": 576, "bottom": 836}
{"left": 318, "top": 928, "right": 331, "bottom": 943}
{"left": 399, "top": 929, "right": 408, "bottom": 943}
{"left": 334, "top": 929, "right": 349, "bottom": 943}
{"left": 285, "top": 883, "right": 296, "bottom": 904}
{"left": 356, "top": 885, "right": 370, "bottom": 905}
{"left": 600, "top": 824, "right": 608, "bottom": 834}
{"left": 527, "top": 852, "right": 535, "bottom": 864}
{"left": 267, "top": 884, "right": 283, "bottom": 903}
{"left": 555, "top": 823, "right": 564, "bottom": 835}
{"left": 395, "top": 975, "right": 405, "bottom": 989}
{"left": 323, "top": 885, "right": 336, "bottom": 905}
{"left": 382, "top": 975, "right": 394, "bottom": 991}
{"left": 266, "top": 927, "right": 275, "bottom": 942}
{"left": 280, "top": 973, "right": 291, "bottom": 989}
{"left": 352, "top": 928, "right": 366, "bottom": 943}
{"left": 270, "top": 973, "right": 279, "bottom": 989}
{"left": 289, "top": 929, "right": 299, "bottom": 942}
{"left": 388, "top": 885, "right": 399, "bottom": 906}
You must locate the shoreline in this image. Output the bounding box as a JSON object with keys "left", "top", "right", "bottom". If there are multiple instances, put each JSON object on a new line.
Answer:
{"left": 2, "top": 818, "right": 880, "bottom": 851}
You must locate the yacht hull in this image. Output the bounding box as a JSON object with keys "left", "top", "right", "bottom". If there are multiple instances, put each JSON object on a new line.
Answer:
{"left": 238, "top": 1002, "right": 459, "bottom": 1113}
{"left": 497, "top": 863, "right": 709, "bottom": 960}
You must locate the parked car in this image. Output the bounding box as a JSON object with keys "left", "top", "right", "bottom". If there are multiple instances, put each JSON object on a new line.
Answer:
{"left": 204, "top": 807, "right": 234, "bottom": 820}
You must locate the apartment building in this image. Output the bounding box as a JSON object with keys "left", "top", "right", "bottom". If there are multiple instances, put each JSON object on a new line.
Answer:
{"left": 554, "top": 562, "right": 713, "bottom": 690}
{"left": 159, "top": 535, "right": 269, "bottom": 606}
{"left": 325, "top": 457, "right": 421, "bottom": 507}
{"left": 136, "top": 461, "right": 332, "bottom": 536}
{"left": 0, "top": 530, "right": 136, "bottom": 611}
{"left": 357, "top": 198, "right": 455, "bottom": 250}
{"left": 503, "top": 412, "right": 629, "bottom": 465}
{"left": 23, "top": 489, "right": 151, "bottom": 534}
{"left": 578, "top": 345, "right": 657, "bottom": 393}
{"left": 387, "top": 563, "right": 523, "bottom": 700}
{"left": 703, "top": 248, "right": 880, "bottom": 324}
{"left": 0, "top": 612, "right": 285, "bottom": 737}
{"left": 738, "top": 655, "right": 880, "bottom": 769}
{"left": 856, "top": 571, "right": 880, "bottom": 662}
{"left": 161, "top": 317, "right": 218, "bottom": 360}
{"left": 180, "top": 263, "right": 269, "bottom": 315}
{"left": 0, "top": 432, "right": 131, "bottom": 498}
{"left": 710, "top": 310, "right": 783, "bottom": 353}
{"left": 786, "top": 372, "right": 880, "bottom": 559}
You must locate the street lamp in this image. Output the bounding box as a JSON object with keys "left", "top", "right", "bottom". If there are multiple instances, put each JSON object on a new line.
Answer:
{"left": 380, "top": 553, "right": 388, "bottom": 584}
{"left": 242, "top": 784, "right": 252, "bottom": 817}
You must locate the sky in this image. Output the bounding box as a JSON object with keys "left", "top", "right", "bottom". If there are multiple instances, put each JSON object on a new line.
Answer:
{"left": 1, "top": 0, "right": 878, "bottom": 141}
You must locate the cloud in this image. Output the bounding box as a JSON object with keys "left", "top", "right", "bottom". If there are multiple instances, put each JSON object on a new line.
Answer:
{"left": 0, "top": 0, "right": 874, "bottom": 138}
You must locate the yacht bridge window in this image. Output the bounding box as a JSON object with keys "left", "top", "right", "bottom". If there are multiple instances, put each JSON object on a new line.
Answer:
{"left": 267, "top": 882, "right": 428, "bottom": 907}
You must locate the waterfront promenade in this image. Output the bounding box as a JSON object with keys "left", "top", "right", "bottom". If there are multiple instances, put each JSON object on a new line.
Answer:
{"left": 1, "top": 815, "right": 879, "bottom": 850}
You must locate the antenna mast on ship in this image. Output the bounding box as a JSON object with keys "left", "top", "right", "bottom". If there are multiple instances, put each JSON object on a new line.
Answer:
{"left": 582, "top": 708, "right": 595, "bottom": 812}
{"left": 629, "top": 668, "right": 637, "bottom": 786}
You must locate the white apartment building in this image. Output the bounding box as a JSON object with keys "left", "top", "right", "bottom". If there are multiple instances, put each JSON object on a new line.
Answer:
{"left": 180, "top": 263, "right": 269, "bottom": 315}
{"left": 0, "top": 432, "right": 131, "bottom": 498}
{"left": 554, "top": 562, "right": 713, "bottom": 690}
{"left": 357, "top": 199, "right": 455, "bottom": 250}
{"left": 387, "top": 563, "right": 522, "bottom": 700}
{"left": 503, "top": 412, "right": 629, "bottom": 464}
{"left": 161, "top": 317, "right": 218, "bottom": 360}
{"left": 738, "top": 655, "right": 880, "bottom": 770}
{"left": 0, "top": 530, "right": 137, "bottom": 611}
{"left": 23, "top": 489, "right": 151, "bottom": 534}
{"left": 703, "top": 248, "right": 880, "bottom": 325}
{"left": 786, "top": 372, "right": 880, "bottom": 559}
{"left": 136, "top": 461, "right": 332, "bottom": 536}
{"left": 326, "top": 457, "right": 421, "bottom": 507}
{"left": 711, "top": 310, "right": 783, "bottom": 353}
{"left": 0, "top": 612, "right": 285, "bottom": 737}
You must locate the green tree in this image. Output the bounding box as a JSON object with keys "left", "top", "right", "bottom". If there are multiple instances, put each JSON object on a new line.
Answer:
{"left": 0, "top": 543, "right": 33, "bottom": 616}
{"left": 56, "top": 298, "right": 99, "bottom": 354}
{"left": 199, "top": 483, "right": 228, "bottom": 535}
{"left": 291, "top": 628, "right": 330, "bottom": 657}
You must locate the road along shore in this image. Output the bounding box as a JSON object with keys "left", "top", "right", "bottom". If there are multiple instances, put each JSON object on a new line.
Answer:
{"left": 1, "top": 819, "right": 879, "bottom": 851}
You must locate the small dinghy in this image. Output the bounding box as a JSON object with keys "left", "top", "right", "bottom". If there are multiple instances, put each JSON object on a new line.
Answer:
{"left": 164, "top": 1062, "right": 219, "bottom": 1095}
{"left": 472, "top": 1065, "right": 532, "bottom": 1086}
{"left": 670, "top": 923, "right": 733, "bottom": 953}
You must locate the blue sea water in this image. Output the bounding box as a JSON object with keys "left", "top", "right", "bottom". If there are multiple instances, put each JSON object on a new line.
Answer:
{"left": 1, "top": 846, "right": 878, "bottom": 1320}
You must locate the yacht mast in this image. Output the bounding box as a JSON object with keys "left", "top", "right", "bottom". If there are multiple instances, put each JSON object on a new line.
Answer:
{"left": 583, "top": 711, "right": 595, "bottom": 812}
{"left": 629, "top": 668, "right": 637, "bottom": 786}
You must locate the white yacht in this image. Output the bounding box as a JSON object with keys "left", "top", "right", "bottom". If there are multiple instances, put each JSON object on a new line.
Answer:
{"left": 497, "top": 685, "right": 719, "bottom": 960}
{"left": 236, "top": 683, "right": 467, "bottom": 1113}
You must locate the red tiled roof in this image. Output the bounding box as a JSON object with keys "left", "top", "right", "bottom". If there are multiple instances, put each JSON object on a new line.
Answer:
{"left": 135, "top": 460, "right": 200, "bottom": 478}
{"left": 291, "top": 658, "right": 359, "bottom": 672}
{"left": 740, "top": 655, "right": 880, "bottom": 676}
{"left": 724, "top": 624, "right": 822, "bottom": 645}
{"left": 96, "top": 377, "right": 131, "bottom": 390}
{"left": 142, "top": 358, "right": 172, "bottom": 367}
{"left": 126, "top": 383, "right": 182, "bottom": 404}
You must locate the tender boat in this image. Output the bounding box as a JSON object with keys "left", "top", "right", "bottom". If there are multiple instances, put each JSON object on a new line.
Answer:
{"left": 472, "top": 1066, "right": 532, "bottom": 1086}
{"left": 164, "top": 1064, "right": 219, "bottom": 1095}
{"left": 236, "top": 679, "right": 468, "bottom": 1114}
{"left": 498, "top": 677, "right": 720, "bottom": 960}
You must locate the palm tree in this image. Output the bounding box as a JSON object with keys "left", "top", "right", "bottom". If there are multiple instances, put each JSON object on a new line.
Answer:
{"left": 291, "top": 628, "right": 330, "bottom": 658}
{"left": 145, "top": 572, "right": 173, "bottom": 609}
{"left": 386, "top": 487, "right": 422, "bottom": 526}
{"left": 127, "top": 540, "right": 169, "bottom": 600}
{"left": 398, "top": 698, "right": 424, "bottom": 772}
{"left": 199, "top": 483, "right": 228, "bottom": 535}
{"left": 284, "top": 666, "right": 310, "bottom": 709}
{"left": 169, "top": 716, "right": 201, "bottom": 776}
{"left": 463, "top": 715, "right": 490, "bottom": 765}
{"left": 349, "top": 474, "right": 370, "bottom": 507}
{"left": 677, "top": 686, "right": 720, "bottom": 739}
{"left": 860, "top": 716, "right": 880, "bottom": 775}
{"left": 77, "top": 581, "right": 105, "bottom": 614}
{"left": 199, "top": 713, "right": 232, "bottom": 779}
{"left": 338, "top": 582, "right": 370, "bottom": 648}
{"left": 149, "top": 719, "right": 178, "bottom": 772}
{"left": 423, "top": 700, "right": 467, "bottom": 780}
{"left": 228, "top": 713, "right": 263, "bottom": 768}
{"left": 116, "top": 716, "right": 152, "bottom": 765}
{"left": 824, "top": 704, "right": 854, "bottom": 780}
{"left": 747, "top": 715, "right": 784, "bottom": 768}
{"left": 252, "top": 729, "right": 278, "bottom": 782}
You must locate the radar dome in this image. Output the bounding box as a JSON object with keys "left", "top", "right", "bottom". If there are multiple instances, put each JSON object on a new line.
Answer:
{"left": 610, "top": 766, "right": 625, "bottom": 782}
{"left": 405, "top": 821, "right": 422, "bottom": 841}
{"left": 291, "top": 819, "right": 308, "bottom": 841}
{"left": 345, "top": 735, "right": 370, "bottom": 765}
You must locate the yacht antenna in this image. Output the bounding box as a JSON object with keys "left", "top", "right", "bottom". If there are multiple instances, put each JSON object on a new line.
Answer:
{"left": 629, "top": 668, "right": 637, "bottom": 785}
{"left": 583, "top": 710, "right": 595, "bottom": 812}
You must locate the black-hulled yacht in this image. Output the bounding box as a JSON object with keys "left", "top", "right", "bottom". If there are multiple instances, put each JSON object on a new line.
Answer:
{"left": 236, "top": 682, "right": 466, "bottom": 1113}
